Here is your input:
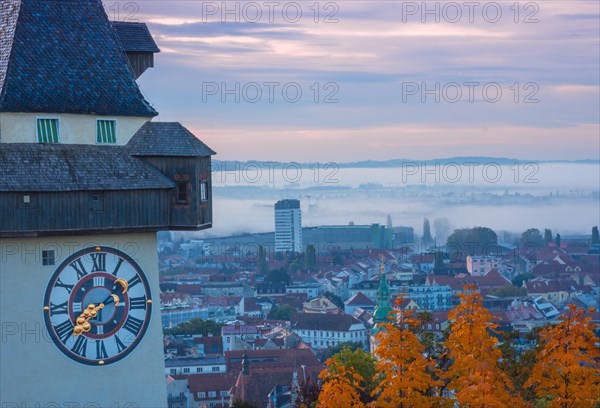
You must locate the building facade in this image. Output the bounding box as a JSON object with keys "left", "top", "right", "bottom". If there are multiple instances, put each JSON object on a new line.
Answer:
{"left": 0, "top": 1, "right": 214, "bottom": 405}
{"left": 274, "top": 199, "right": 302, "bottom": 253}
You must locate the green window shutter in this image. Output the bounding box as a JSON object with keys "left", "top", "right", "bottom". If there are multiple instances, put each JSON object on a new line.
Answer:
{"left": 97, "top": 120, "right": 116, "bottom": 143}
{"left": 37, "top": 119, "right": 59, "bottom": 143}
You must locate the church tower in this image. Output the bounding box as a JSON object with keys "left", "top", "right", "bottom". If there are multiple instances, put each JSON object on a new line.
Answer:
{"left": 0, "top": 0, "right": 214, "bottom": 405}
{"left": 370, "top": 256, "right": 391, "bottom": 353}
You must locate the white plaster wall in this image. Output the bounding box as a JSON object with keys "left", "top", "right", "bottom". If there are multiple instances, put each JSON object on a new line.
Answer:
{"left": 0, "top": 112, "right": 149, "bottom": 145}
{"left": 0, "top": 233, "right": 167, "bottom": 407}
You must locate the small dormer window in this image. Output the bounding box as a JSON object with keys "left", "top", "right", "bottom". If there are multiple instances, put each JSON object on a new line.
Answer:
{"left": 37, "top": 118, "right": 59, "bottom": 143}
{"left": 97, "top": 119, "right": 117, "bottom": 143}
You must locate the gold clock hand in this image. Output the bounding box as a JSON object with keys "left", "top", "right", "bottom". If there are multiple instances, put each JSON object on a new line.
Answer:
{"left": 73, "top": 303, "right": 104, "bottom": 336}
{"left": 114, "top": 278, "right": 128, "bottom": 294}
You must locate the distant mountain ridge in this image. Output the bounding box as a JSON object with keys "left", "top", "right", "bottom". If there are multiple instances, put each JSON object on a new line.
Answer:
{"left": 213, "top": 157, "right": 599, "bottom": 169}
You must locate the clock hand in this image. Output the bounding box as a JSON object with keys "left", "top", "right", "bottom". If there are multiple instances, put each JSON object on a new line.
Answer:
{"left": 72, "top": 278, "right": 128, "bottom": 335}
{"left": 73, "top": 303, "right": 103, "bottom": 335}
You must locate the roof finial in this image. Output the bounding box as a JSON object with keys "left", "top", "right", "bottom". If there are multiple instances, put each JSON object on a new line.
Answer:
{"left": 380, "top": 254, "right": 385, "bottom": 274}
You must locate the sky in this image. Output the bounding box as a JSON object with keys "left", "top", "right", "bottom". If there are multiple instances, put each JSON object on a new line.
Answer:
{"left": 107, "top": 1, "right": 600, "bottom": 162}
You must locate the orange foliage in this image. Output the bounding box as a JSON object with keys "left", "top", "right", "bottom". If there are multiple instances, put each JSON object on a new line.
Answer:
{"left": 371, "top": 302, "right": 448, "bottom": 408}
{"left": 317, "top": 357, "right": 365, "bottom": 408}
{"left": 444, "top": 285, "right": 526, "bottom": 407}
{"left": 525, "top": 304, "right": 600, "bottom": 407}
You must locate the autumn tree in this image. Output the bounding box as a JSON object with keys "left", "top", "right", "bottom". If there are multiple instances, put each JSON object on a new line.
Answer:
{"left": 317, "top": 357, "right": 365, "bottom": 408}
{"left": 295, "top": 376, "right": 321, "bottom": 408}
{"left": 372, "top": 305, "right": 447, "bottom": 407}
{"left": 443, "top": 285, "right": 526, "bottom": 407}
{"left": 525, "top": 304, "right": 600, "bottom": 407}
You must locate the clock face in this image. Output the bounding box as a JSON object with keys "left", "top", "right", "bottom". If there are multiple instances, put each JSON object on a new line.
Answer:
{"left": 43, "top": 246, "right": 152, "bottom": 366}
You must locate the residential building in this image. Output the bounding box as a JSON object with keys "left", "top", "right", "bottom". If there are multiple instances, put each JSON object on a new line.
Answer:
{"left": 164, "top": 356, "right": 227, "bottom": 376}
{"left": 291, "top": 313, "right": 369, "bottom": 350}
{"left": 466, "top": 256, "right": 502, "bottom": 276}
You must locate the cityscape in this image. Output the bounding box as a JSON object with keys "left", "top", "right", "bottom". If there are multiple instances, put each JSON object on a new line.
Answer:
{"left": 0, "top": 0, "right": 599, "bottom": 407}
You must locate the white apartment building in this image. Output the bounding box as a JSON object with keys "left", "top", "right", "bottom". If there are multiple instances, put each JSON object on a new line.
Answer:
{"left": 275, "top": 199, "right": 303, "bottom": 253}
{"left": 466, "top": 255, "right": 502, "bottom": 276}
{"left": 291, "top": 313, "right": 369, "bottom": 350}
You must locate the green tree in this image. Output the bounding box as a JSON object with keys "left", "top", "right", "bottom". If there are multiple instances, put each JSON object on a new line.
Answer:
{"left": 288, "top": 261, "right": 300, "bottom": 274}
{"left": 555, "top": 233, "right": 561, "bottom": 248}
{"left": 544, "top": 229, "right": 553, "bottom": 245}
{"left": 592, "top": 226, "right": 600, "bottom": 245}
{"left": 498, "top": 330, "right": 538, "bottom": 403}
{"left": 520, "top": 228, "right": 544, "bottom": 249}
{"left": 321, "top": 341, "right": 364, "bottom": 361}
{"left": 327, "top": 346, "right": 376, "bottom": 404}
{"left": 258, "top": 245, "right": 268, "bottom": 274}
{"left": 164, "top": 318, "right": 222, "bottom": 336}
{"left": 433, "top": 251, "right": 445, "bottom": 271}
{"left": 267, "top": 304, "right": 296, "bottom": 320}
{"left": 490, "top": 285, "right": 527, "bottom": 297}
{"left": 267, "top": 267, "right": 290, "bottom": 284}
{"left": 446, "top": 226, "right": 498, "bottom": 257}
{"left": 231, "top": 399, "right": 260, "bottom": 408}
{"left": 304, "top": 244, "right": 317, "bottom": 270}
{"left": 512, "top": 273, "right": 535, "bottom": 287}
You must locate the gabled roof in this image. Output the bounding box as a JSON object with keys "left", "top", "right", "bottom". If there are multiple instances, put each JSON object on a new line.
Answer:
{"left": 0, "top": 143, "right": 174, "bottom": 192}
{"left": 111, "top": 21, "right": 160, "bottom": 53}
{"left": 0, "top": 0, "right": 157, "bottom": 117}
{"left": 127, "top": 122, "right": 216, "bottom": 157}
{"left": 345, "top": 292, "right": 375, "bottom": 307}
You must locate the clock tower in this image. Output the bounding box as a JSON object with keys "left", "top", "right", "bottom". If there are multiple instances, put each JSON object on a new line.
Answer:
{"left": 0, "top": 0, "right": 215, "bottom": 406}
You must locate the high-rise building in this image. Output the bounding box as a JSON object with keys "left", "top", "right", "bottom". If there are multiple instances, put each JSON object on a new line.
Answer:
{"left": 274, "top": 199, "right": 302, "bottom": 253}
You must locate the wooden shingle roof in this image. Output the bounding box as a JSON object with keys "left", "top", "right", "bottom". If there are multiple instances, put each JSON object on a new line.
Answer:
{"left": 111, "top": 22, "right": 160, "bottom": 53}
{"left": 0, "top": 0, "right": 157, "bottom": 117}
{"left": 0, "top": 144, "right": 174, "bottom": 192}
{"left": 127, "top": 122, "right": 216, "bottom": 157}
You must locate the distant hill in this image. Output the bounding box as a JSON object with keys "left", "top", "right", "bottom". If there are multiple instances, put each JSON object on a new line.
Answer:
{"left": 213, "top": 157, "right": 599, "bottom": 169}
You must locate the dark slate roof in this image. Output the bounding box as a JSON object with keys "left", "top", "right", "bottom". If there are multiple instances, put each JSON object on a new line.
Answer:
{"left": 0, "top": 0, "right": 157, "bottom": 117}
{"left": 111, "top": 22, "right": 161, "bottom": 53}
{"left": 0, "top": 0, "right": 21, "bottom": 92}
{"left": 0, "top": 144, "right": 174, "bottom": 192}
{"left": 127, "top": 122, "right": 216, "bottom": 157}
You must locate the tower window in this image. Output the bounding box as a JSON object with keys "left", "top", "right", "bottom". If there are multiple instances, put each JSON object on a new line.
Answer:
{"left": 96, "top": 119, "right": 117, "bottom": 144}
{"left": 200, "top": 181, "right": 208, "bottom": 201}
{"left": 177, "top": 182, "right": 188, "bottom": 204}
{"left": 42, "top": 250, "right": 55, "bottom": 266}
{"left": 36, "top": 118, "right": 59, "bottom": 143}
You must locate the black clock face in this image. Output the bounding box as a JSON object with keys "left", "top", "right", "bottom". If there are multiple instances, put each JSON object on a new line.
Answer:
{"left": 43, "top": 247, "right": 152, "bottom": 366}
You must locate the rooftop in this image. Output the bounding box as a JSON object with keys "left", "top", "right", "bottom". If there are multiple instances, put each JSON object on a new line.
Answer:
{"left": 0, "top": 0, "right": 156, "bottom": 117}
{"left": 0, "top": 143, "right": 173, "bottom": 192}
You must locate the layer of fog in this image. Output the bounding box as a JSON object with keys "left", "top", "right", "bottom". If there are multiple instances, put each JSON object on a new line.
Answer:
{"left": 183, "top": 163, "right": 599, "bottom": 241}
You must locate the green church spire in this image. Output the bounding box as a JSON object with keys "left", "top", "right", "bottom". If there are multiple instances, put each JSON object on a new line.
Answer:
{"left": 372, "top": 255, "right": 391, "bottom": 323}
